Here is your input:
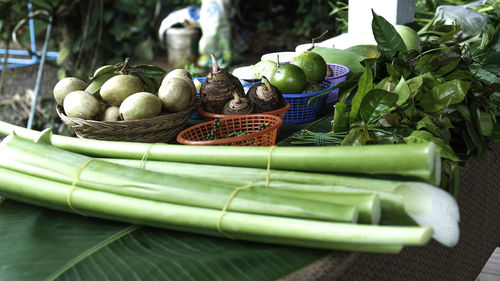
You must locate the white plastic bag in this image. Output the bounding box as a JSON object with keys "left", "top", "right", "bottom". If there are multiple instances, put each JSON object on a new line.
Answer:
{"left": 435, "top": 3, "right": 488, "bottom": 35}
{"left": 158, "top": 6, "right": 200, "bottom": 42}
{"left": 197, "top": 0, "right": 232, "bottom": 68}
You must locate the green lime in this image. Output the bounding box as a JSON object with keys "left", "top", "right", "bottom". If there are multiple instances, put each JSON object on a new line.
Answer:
{"left": 290, "top": 51, "right": 327, "bottom": 83}
{"left": 303, "top": 81, "right": 323, "bottom": 93}
{"left": 271, "top": 64, "right": 306, "bottom": 94}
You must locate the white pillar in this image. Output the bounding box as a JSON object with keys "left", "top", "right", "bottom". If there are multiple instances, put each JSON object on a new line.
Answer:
{"left": 296, "top": 0, "right": 415, "bottom": 51}
{"left": 348, "top": 0, "right": 415, "bottom": 34}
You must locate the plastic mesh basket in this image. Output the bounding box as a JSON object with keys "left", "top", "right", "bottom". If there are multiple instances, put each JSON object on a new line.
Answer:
{"left": 177, "top": 114, "right": 282, "bottom": 146}
{"left": 197, "top": 102, "right": 290, "bottom": 121}
{"left": 282, "top": 80, "right": 334, "bottom": 124}
{"left": 325, "top": 64, "right": 350, "bottom": 104}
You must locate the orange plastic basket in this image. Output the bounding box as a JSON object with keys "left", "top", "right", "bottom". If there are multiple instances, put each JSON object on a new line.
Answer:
{"left": 197, "top": 102, "right": 290, "bottom": 122}
{"left": 176, "top": 114, "right": 282, "bottom": 146}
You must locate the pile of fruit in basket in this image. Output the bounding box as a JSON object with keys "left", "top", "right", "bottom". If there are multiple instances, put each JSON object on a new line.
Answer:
{"left": 53, "top": 59, "right": 196, "bottom": 121}
{"left": 199, "top": 46, "right": 333, "bottom": 116}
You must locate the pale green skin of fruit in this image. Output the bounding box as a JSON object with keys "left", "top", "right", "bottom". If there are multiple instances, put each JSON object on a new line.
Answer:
{"left": 53, "top": 77, "right": 88, "bottom": 105}
{"left": 158, "top": 78, "right": 195, "bottom": 113}
{"left": 100, "top": 75, "right": 145, "bottom": 106}
{"left": 102, "top": 106, "right": 120, "bottom": 121}
{"left": 395, "top": 25, "right": 421, "bottom": 51}
{"left": 63, "top": 90, "right": 101, "bottom": 120}
{"left": 271, "top": 64, "right": 306, "bottom": 94}
{"left": 165, "top": 69, "right": 193, "bottom": 80}
{"left": 290, "top": 52, "right": 327, "bottom": 83}
{"left": 163, "top": 70, "right": 196, "bottom": 99}
{"left": 119, "top": 92, "right": 162, "bottom": 121}
{"left": 253, "top": 60, "right": 277, "bottom": 80}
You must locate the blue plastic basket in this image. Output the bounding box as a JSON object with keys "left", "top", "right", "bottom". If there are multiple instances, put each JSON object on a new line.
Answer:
{"left": 282, "top": 80, "right": 334, "bottom": 124}
{"left": 191, "top": 77, "right": 206, "bottom": 119}
{"left": 191, "top": 77, "right": 256, "bottom": 119}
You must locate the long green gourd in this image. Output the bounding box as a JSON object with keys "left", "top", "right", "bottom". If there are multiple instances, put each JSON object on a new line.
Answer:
{"left": 0, "top": 166, "right": 432, "bottom": 253}
{"left": 0, "top": 135, "right": 359, "bottom": 224}
{"left": 0, "top": 121, "right": 440, "bottom": 184}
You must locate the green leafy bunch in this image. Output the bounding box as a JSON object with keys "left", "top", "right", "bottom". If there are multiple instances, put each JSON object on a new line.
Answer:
{"left": 296, "top": 8, "right": 500, "bottom": 194}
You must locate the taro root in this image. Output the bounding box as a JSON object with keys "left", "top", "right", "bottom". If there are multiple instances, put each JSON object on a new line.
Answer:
{"left": 222, "top": 93, "right": 254, "bottom": 115}
{"left": 200, "top": 53, "right": 245, "bottom": 114}
{"left": 247, "top": 76, "right": 286, "bottom": 113}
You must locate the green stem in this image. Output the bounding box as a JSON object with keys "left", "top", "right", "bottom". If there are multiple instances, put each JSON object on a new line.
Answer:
{"left": 0, "top": 135, "right": 359, "bottom": 223}
{"left": 261, "top": 76, "right": 272, "bottom": 92}
{"left": 0, "top": 167, "right": 432, "bottom": 252}
{"left": 0, "top": 123, "right": 441, "bottom": 184}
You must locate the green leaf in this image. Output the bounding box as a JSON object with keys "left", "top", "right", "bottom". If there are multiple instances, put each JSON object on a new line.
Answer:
{"left": 371, "top": 10, "right": 407, "bottom": 57}
{"left": 445, "top": 69, "right": 475, "bottom": 81}
{"left": 349, "top": 66, "right": 373, "bottom": 121}
{"left": 90, "top": 65, "right": 114, "bottom": 80}
{"left": 132, "top": 72, "right": 159, "bottom": 94}
{"left": 331, "top": 101, "right": 349, "bottom": 133}
{"left": 134, "top": 37, "right": 155, "bottom": 62}
{"left": 131, "top": 64, "right": 167, "bottom": 78}
{"left": 340, "top": 126, "right": 370, "bottom": 146}
{"left": 403, "top": 130, "right": 460, "bottom": 161}
{"left": 416, "top": 115, "right": 449, "bottom": 143}
{"left": 0, "top": 200, "right": 327, "bottom": 281}
{"left": 85, "top": 72, "right": 114, "bottom": 95}
{"left": 394, "top": 77, "right": 410, "bottom": 106}
{"left": 433, "top": 58, "right": 461, "bottom": 77}
{"left": 489, "top": 122, "right": 500, "bottom": 142}
{"left": 56, "top": 47, "right": 70, "bottom": 66}
{"left": 359, "top": 89, "right": 398, "bottom": 123}
{"left": 456, "top": 104, "right": 486, "bottom": 156}
{"left": 57, "top": 68, "right": 67, "bottom": 81}
{"left": 386, "top": 64, "right": 401, "bottom": 80}
{"left": 406, "top": 75, "right": 423, "bottom": 96}
{"left": 375, "top": 77, "right": 392, "bottom": 92}
{"left": 415, "top": 54, "right": 438, "bottom": 74}
{"left": 477, "top": 109, "right": 493, "bottom": 137}
{"left": 419, "top": 80, "right": 471, "bottom": 112}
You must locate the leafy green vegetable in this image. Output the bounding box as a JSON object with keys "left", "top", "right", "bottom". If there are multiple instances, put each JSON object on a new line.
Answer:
{"left": 418, "top": 80, "right": 471, "bottom": 112}
{"left": 290, "top": 10, "right": 500, "bottom": 193}
{"left": 371, "top": 9, "right": 408, "bottom": 58}
{"left": 350, "top": 66, "right": 374, "bottom": 121}
{"left": 359, "top": 90, "right": 398, "bottom": 124}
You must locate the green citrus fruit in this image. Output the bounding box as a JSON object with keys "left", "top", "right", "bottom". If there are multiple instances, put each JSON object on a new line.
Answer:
{"left": 290, "top": 51, "right": 327, "bottom": 83}
{"left": 271, "top": 64, "right": 306, "bottom": 94}
{"left": 303, "top": 81, "right": 323, "bottom": 93}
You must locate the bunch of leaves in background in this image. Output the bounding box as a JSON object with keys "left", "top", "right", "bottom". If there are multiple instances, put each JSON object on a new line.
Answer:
{"left": 328, "top": 0, "right": 348, "bottom": 34}
{"left": 293, "top": 8, "right": 500, "bottom": 194}
{"left": 27, "top": 0, "right": 200, "bottom": 80}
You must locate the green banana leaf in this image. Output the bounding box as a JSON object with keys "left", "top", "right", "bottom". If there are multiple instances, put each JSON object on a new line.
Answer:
{"left": 0, "top": 200, "right": 328, "bottom": 281}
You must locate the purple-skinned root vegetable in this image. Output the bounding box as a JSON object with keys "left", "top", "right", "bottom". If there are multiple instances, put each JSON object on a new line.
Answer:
{"left": 200, "top": 53, "right": 245, "bottom": 114}
{"left": 247, "top": 76, "right": 286, "bottom": 113}
{"left": 222, "top": 93, "right": 254, "bottom": 115}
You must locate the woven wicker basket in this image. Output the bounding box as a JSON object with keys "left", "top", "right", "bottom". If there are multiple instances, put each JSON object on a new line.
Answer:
{"left": 57, "top": 105, "right": 195, "bottom": 143}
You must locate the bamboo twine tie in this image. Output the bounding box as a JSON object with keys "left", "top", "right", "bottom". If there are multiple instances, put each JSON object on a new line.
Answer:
{"left": 265, "top": 145, "right": 277, "bottom": 188}
{"left": 216, "top": 184, "right": 253, "bottom": 239}
{"left": 139, "top": 143, "right": 155, "bottom": 169}
{"left": 67, "top": 158, "right": 96, "bottom": 215}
